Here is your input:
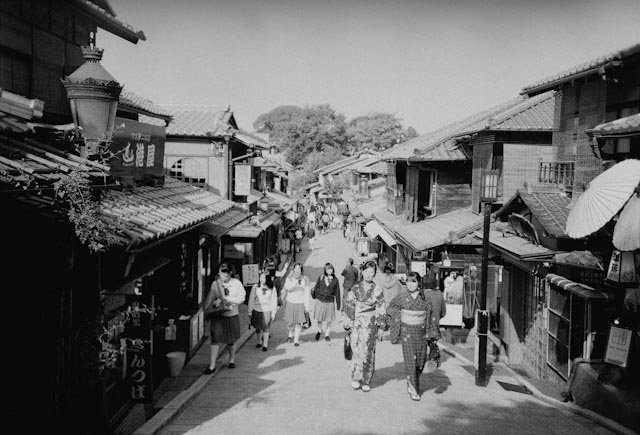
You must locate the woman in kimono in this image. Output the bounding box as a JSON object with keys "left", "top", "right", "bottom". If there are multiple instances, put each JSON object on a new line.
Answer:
{"left": 387, "top": 271, "right": 439, "bottom": 401}
{"left": 342, "top": 260, "right": 387, "bottom": 392}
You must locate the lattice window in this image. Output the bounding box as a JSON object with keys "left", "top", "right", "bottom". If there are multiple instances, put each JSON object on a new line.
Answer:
{"left": 168, "top": 158, "right": 207, "bottom": 188}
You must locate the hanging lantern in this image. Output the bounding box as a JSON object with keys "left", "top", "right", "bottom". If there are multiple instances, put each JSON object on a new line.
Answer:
{"left": 61, "top": 44, "right": 122, "bottom": 157}
{"left": 606, "top": 249, "right": 638, "bottom": 285}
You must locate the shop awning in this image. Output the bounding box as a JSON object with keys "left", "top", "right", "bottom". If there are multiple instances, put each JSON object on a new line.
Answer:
{"left": 259, "top": 212, "right": 282, "bottom": 229}
{"left": 546, "top": 273, "right": 608, "bottom": 300}
{"left": 200, "top": 207, "right": 250, "bottom": 238}
{"left": 394, "top": 207, "right": 483, "bottom": 252}
{"left": 364, "top": 219, "right": 396, "bottom": 246}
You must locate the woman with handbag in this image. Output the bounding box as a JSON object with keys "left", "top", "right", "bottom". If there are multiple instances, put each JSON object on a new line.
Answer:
{"left": 342, "top": 260, "right": 387, "bottom": 392}
{"left": 203, "top": 263, "right": 246, "bottom": 374}
{"left": 386, "top": 271, "right": 439, "bottom": 401}
{"left": 248, "top": 270, "right": 278, "bottom": 351}
{"left": 280, "top": 262, "right": 310, "bottom": 346}
{"left": 312, "top": 262, "right": 341, "bottom": 342}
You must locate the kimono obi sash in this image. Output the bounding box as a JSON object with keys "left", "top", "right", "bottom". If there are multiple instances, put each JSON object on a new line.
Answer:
{"left": 401, "top": 309, "right": 426, "bottom": 325}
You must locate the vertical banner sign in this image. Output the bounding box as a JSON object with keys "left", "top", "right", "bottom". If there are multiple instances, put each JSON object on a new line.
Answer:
{"left": 124, "top": 297, "right": 153, "bottom": 403}
{"left": 110, "top": 117, "right": 166, "bottom": 180}
{"left": 242, "top": 263, "right": 260, "bottom": 286}
{"left": 234, "top": 163, "right": 252, "bottom": 196}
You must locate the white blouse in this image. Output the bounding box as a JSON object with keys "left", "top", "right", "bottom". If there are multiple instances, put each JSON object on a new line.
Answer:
{"left": 248, "top": 284, "right": 278, "bottom": 314}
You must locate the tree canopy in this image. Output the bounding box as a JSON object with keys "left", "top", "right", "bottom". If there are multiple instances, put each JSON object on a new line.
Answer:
{"left": 253, "top": 105, "right": 417, "bottom": 166}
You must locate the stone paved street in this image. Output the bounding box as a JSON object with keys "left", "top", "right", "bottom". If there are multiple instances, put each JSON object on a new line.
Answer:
{"left": 155, "top": 228, "right": 617, "bottom": 435}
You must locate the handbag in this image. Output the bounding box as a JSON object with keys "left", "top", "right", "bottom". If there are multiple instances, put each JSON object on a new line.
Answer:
{"left": 204, "top": 279, "right": 229, "bottom": 320}
{"left": 343, "top": 332, "right": 353, "bottom": 360}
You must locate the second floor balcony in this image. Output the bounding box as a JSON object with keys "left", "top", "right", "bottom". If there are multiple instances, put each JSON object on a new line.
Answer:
{"left": 538, "top": 160, "right": 575, "bottom": 188}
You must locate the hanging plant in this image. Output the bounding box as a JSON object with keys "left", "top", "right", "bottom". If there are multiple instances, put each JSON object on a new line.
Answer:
{"left": 53, "top": 170, "right": 121, "bottom": 253}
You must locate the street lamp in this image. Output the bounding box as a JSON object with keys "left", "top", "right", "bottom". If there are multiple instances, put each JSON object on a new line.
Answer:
{"left": 475, "top": 169, "right": 498, "bottom": 387}
{"left": 61, "top": 42, "right": 122, "bottom": 158}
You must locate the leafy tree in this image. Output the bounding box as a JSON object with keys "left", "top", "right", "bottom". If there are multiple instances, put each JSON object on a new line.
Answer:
{"left": 304, "top": 147, "right": 344, "bottom": 173}
{"left": 254, "top": 104, "right": 348, "bottom": 166}
{"left": 346, "top": 113, "right": 418, "bottom": 151}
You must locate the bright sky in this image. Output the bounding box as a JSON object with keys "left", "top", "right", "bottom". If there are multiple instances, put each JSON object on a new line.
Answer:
{"left": 99, "top": 0, "right": 640, "bottom": 135}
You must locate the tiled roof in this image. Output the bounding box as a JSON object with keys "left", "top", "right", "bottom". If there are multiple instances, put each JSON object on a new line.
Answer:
{"left": 357, "top": 195, "right": 387, "bottom": 219}
{"left": 357, "top": 160, "right": 387, "bottom": 175}
{"left": 100, "top": 177, "right": 234, "bottom": 248}
{"left": 0, "top": 133, "right": 110, "bottom": 188}
{"left": 73, "top": 0, "right": 146, "bottom": 43}
{"left": 546, "top": 273, "right": 608, "bottom": 300}
{"left": 587, "top": 113, "right": 640, "bottom": 137}
{"left": 315, "top": 152, "right": 376, "bottom": 175}
{"left": 394, "top": 207, "right": 483, "bottom": 251}
{"left": 0, "top": 89, "right": 44, "bottom": 120}
{"left": 119, "top": 90, "right": 173, "bottom": 120}
{"left": 164, "top": 108, "right": 233, "bottom": 137}
{"left": 234, "top": 131, "right": 271, "bottom": 150}
{"left": 485, "top": 229, "right": 556, "bottom": 259}
{"left": 384, "top": 97, "right": 524, "bottom": 160}
{"left": 407, "top": 137, "right": 468, "bottom": 162}
{"left": 200, "top": 207, "right": 250, "bottom": 238}
{"left": 372, "top": 207, "right": 410, "bottom": 234}
{"left": 454, "top": 91, "right": 555, "bottom": 135}
{"left": 522, "top": 42, "right": 640, "bottom": 95}
{"left": 554, "top": 251, "right": 604, "bottom": 270}
{"left": 498, "top": 190, "right": 571, "bottom": 238}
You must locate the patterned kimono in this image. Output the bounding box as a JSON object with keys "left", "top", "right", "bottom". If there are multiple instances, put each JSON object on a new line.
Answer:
{"left": 387, "top": 288, "right": 439, "bottom": 394}
{"left": 342, "top": 280, "right": 387, "bottom": 385}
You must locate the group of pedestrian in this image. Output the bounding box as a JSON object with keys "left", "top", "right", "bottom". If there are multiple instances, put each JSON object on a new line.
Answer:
{"left": 203, "top": 254, "right": 446, "bottom": 402}
{"left": 343, "top": 262, "right": 446, "bottom": 401}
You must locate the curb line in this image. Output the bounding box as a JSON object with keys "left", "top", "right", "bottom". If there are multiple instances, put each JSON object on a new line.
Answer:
{"left": 133, "top": 328, "right": 255, "bottom": 435}
{"left": 439, "top": 343, "right": 636, "bottom": 435}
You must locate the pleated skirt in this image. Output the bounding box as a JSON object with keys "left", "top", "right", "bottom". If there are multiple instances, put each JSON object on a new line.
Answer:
{"left": 250, "top": 310, "right": 273, "bottom": 330}
{"left": 210, "top": 315, "right": 241, "bottom": 344}
{"left": 313, "top": 300, "right": 336, "bottom": 322}
{"left": 284, "top": 302, "right": 306, "bottom": 324}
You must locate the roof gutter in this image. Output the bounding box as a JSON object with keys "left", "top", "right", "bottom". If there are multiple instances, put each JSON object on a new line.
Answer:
{"left": 521, "top": 60, "right": 621, "bottom": 96}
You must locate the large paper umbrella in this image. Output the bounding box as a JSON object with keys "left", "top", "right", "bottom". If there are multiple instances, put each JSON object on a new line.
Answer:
{"left": 566, "top": 159, "right": 640, "bottom": 238}
{"left": 613, "top": 192, "right": 640, "bottom": 251}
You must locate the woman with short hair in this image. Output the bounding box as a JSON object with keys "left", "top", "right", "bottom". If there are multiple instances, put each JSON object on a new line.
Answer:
{"left": 342, "top": 260, "right": 387, "bottom": 392}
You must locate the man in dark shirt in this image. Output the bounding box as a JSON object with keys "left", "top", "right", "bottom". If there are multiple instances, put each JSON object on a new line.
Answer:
{"left": 340, "top": 258, "right": 360, "bottom": 307}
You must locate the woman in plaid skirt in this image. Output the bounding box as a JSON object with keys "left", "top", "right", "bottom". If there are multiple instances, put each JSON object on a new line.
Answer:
{"left": 387, "top": 271, "right": 439, "bottom": 401}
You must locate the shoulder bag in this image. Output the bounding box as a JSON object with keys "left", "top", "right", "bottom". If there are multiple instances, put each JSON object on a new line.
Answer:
{"left": 204, "top": 279, "right": 229, "bottom": 319}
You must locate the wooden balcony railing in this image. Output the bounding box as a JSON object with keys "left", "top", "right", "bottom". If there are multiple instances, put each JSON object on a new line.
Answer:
{"left": 538, "top": 161, "right": 575, "bottom": 187}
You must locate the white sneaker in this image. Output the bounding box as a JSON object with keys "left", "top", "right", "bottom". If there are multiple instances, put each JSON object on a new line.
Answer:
{"left": 351, "top": 381, "right": 360, "bottom": 390}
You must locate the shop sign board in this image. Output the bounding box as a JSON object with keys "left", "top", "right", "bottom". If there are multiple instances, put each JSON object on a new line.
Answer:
{"left": 440, "top": 303, "right": 464, "bottom": 327}
{"left": 124, "top": 297, "right": 153, "bottom": 403}
{"left": 242, "top": 264, "right": 260, "bottom": 286}
{"left": 411, "top": 261, "right": 427, "bottom": 277}
{"left": 234, "top": 163, "right": 251, "bottom": 196}
{"left": 110, "top": 117, "right": 165, "bottom": 180}
{"left": 604, "top": 326, "right": 633, "bottom": 367}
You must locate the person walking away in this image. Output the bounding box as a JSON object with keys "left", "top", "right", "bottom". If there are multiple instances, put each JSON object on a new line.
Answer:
{"left": 307, "top": 223, "right": 316, "bottom": 250}
{"left": 248, "top": 270, "right": 279, "bottom": 351}
{"left": 204, "top": 263, "right": 246, "bottom": 374}
{"left": 342, "top": 260, "right": 387, "bottom": 392}
{"left": 422, "top": 271, "right": 445, "bottom": 368}
{"left": 311, "top": 262, "right": 341, "bottom": 341}
{"left": 374, "top": 262, "right": 402, "bottom": 342}
{"left": 281, "top": 263, "right": 311, "bottom": 346}
{"left": 386, "top": 271, "right": 439, "bottom": 401}
{"left": 294, "top": 226, "right": 303, "bottom": 253}
{"left": 341, "top": 258, "right": 359, "bottom": 307}
{"left": 321, "top": 212, "right": 330, "bottom": 233}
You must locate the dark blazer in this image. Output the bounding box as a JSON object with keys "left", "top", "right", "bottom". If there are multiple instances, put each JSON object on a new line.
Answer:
{"left": 313, "top": 275, "right": 341, "bottom": 310}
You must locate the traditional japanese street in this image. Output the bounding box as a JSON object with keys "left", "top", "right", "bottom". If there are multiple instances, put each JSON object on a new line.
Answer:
{"left": 132, "top": 228, "right": 622, "bottom": 435}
